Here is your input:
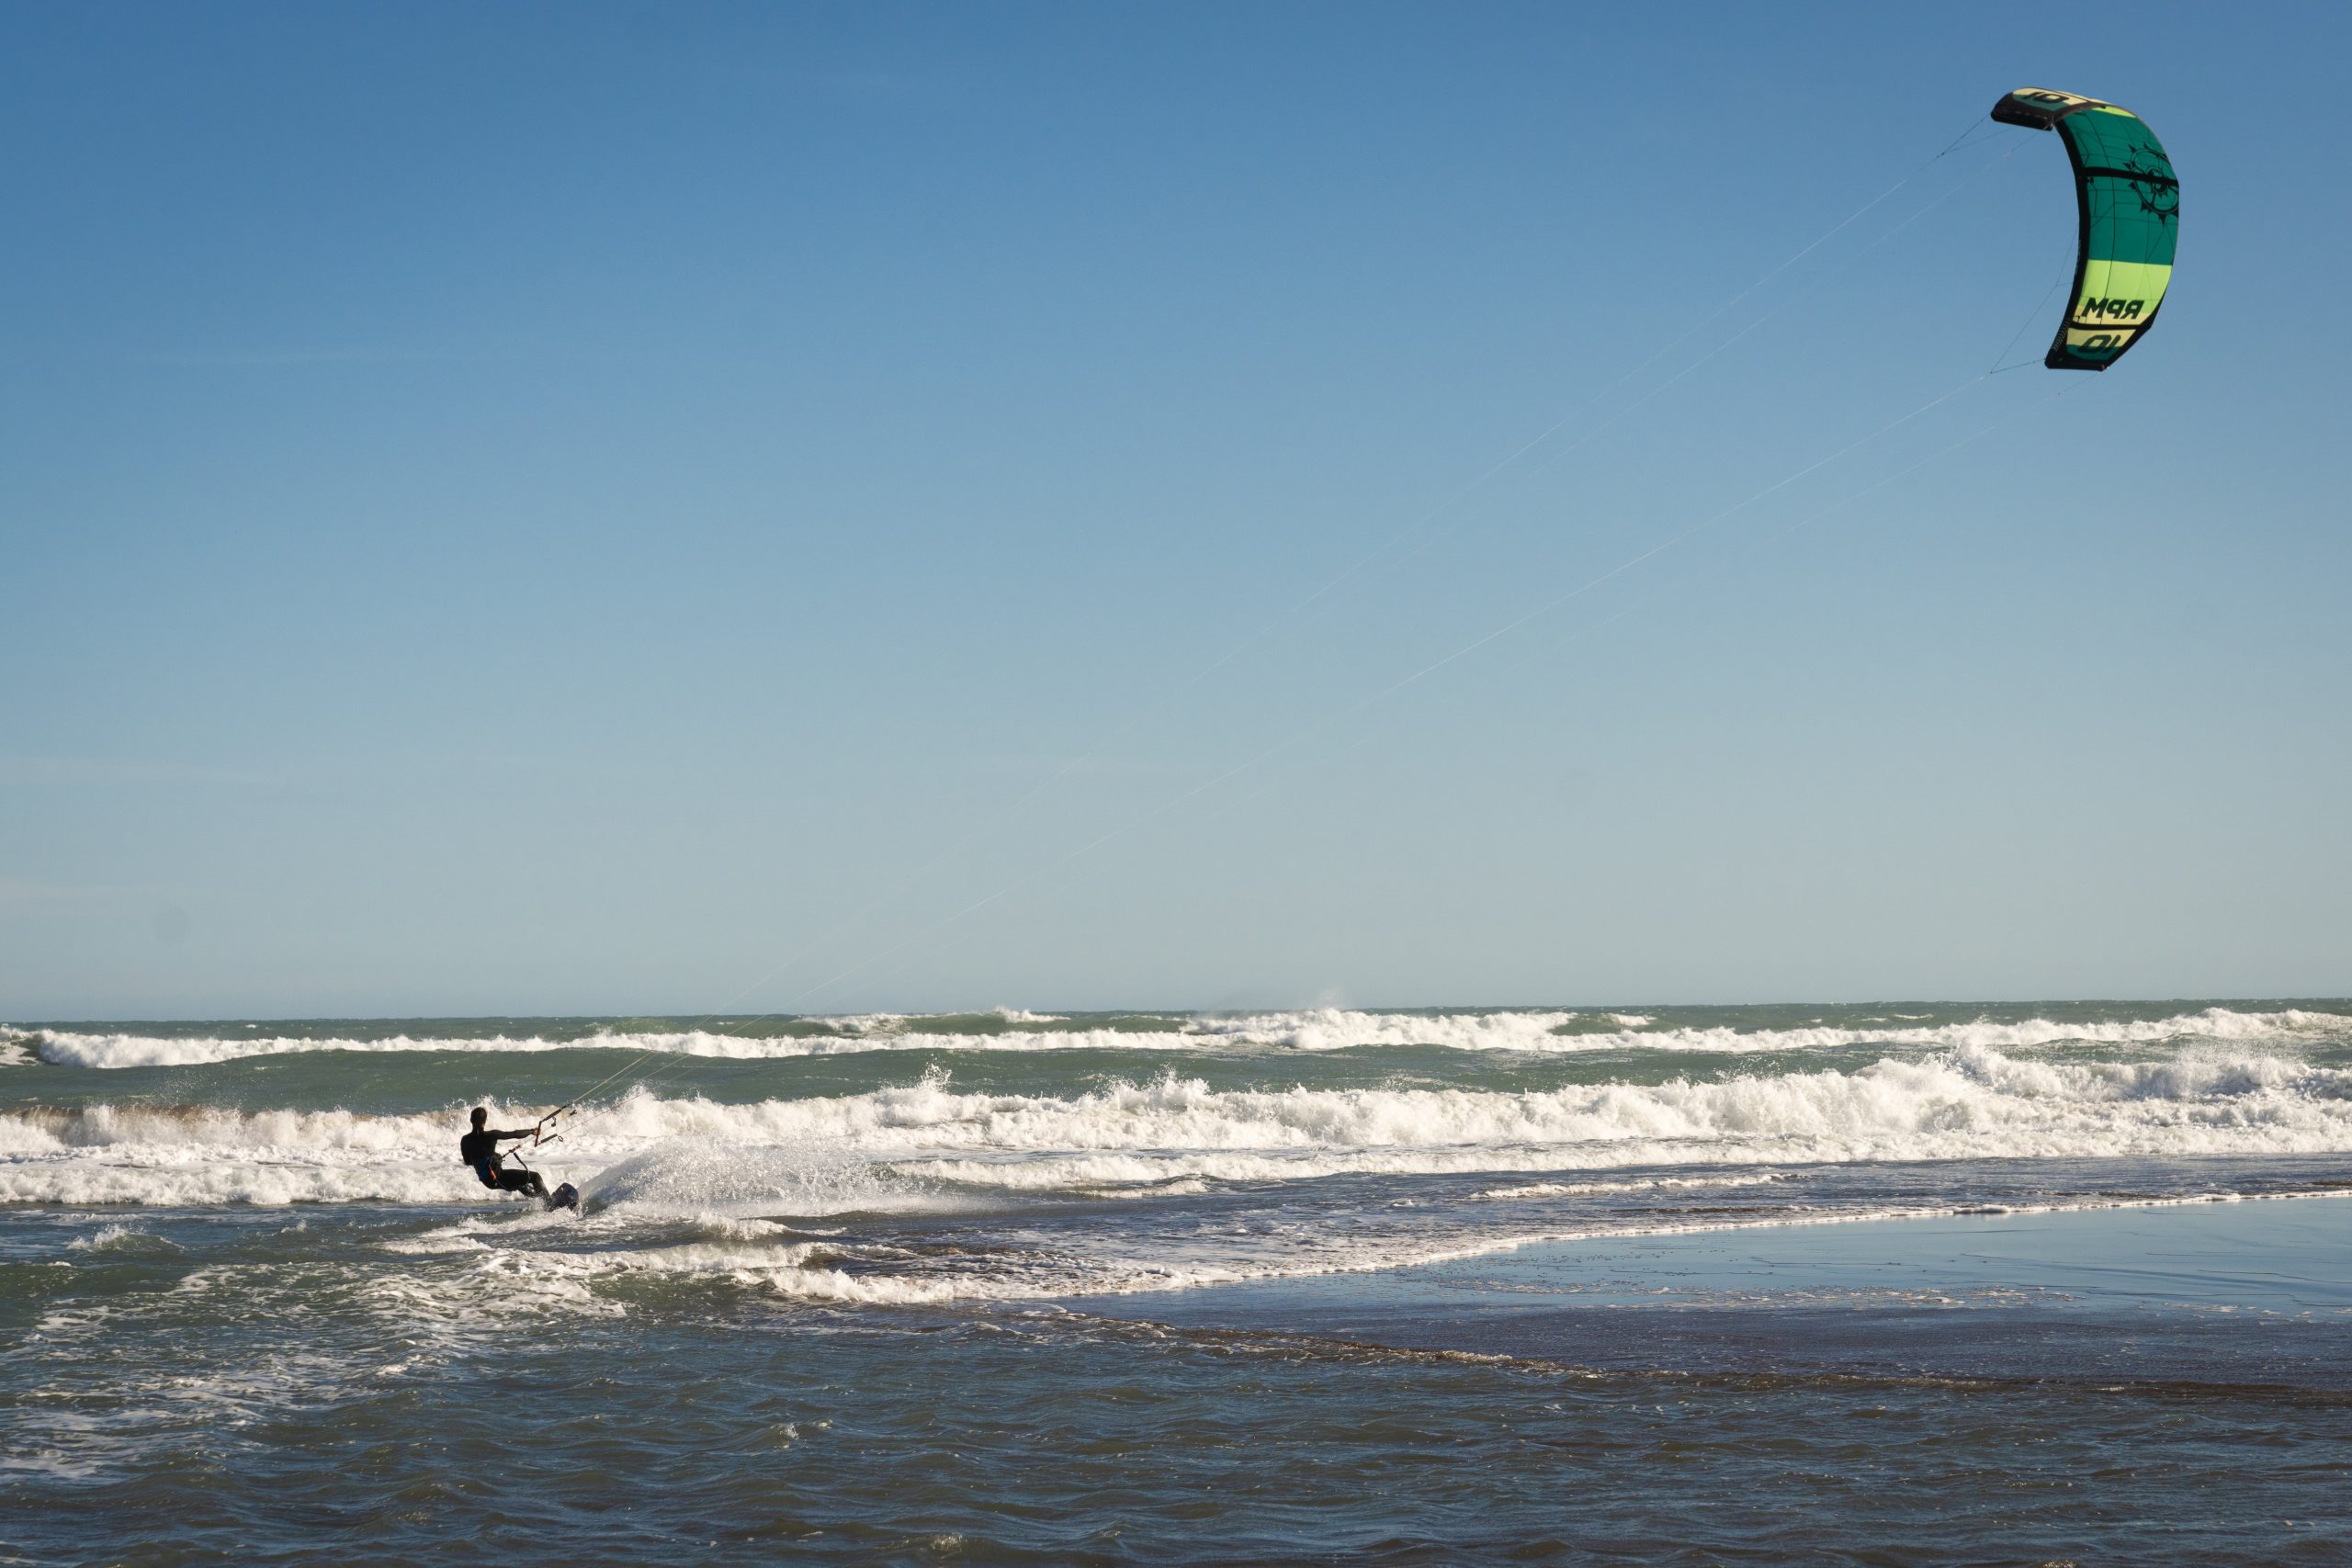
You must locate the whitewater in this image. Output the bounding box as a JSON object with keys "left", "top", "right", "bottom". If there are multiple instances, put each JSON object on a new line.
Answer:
{"left": 6, "top": 999, "right": 2351, "bottom": 1301}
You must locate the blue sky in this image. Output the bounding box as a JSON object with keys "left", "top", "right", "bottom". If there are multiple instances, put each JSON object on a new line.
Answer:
{"left": 4, "top": 2, "right": 2346, "bottom": 1017}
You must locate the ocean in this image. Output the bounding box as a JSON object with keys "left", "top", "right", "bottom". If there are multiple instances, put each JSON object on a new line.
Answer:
{"left": 6, "top": 1000, "right": 2350, "bottom": 1562}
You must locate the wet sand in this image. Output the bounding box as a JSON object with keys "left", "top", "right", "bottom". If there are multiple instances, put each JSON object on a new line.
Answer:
{"left": 1091, "top": 1193, "right": 2352, "bottom": 1390}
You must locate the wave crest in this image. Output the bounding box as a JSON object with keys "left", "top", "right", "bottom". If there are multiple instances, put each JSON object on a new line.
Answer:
{"left": 17, "top": 1005, "right": 2346, "bottom": 1070}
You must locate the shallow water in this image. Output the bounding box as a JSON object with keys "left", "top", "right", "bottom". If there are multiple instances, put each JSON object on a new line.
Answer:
{"left": 5, "top": 1000, "right": 2350, "bottom": 1561}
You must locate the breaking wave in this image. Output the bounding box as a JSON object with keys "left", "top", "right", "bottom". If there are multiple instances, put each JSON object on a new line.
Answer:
{"left": 14, "top": 1005, "right": 2346, "bottom": 1070}
{"left": 6, "top": 1043, "right": 2351, "bottom": 1208}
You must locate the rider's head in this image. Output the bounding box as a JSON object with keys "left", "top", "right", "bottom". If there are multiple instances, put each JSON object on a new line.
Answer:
{"left": 470, "top": 1107, "right": 488, "bottom": 1127}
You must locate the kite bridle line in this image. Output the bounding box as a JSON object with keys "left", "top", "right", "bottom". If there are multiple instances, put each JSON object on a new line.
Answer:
{"left": 1988, "top": 244, "right": 2082, "bottom": 375}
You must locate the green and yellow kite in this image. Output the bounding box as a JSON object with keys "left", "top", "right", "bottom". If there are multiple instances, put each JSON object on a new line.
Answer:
{"left": 1991, "top": 88, "right": 2179, "bottom": 371}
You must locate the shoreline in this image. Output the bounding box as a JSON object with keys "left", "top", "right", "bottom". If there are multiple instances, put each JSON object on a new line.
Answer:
{"left": 1084, "top": 1190, "right": 2352, "bottom": 1389}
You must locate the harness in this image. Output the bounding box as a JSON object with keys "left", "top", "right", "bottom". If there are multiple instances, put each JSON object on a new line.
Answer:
{"left": 500, "top": 1145, "right": 544, "bottom": 1190}
{"left": 463, "top": 1130, "right": 543, "bottom": 1190}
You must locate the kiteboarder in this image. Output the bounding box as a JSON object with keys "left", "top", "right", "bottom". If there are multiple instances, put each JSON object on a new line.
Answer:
{"left": 460, "top": 1107, "right": 550, "bottom": 1200}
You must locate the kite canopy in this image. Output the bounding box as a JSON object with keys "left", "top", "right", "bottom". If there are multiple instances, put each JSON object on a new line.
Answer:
{"left": 1990, "top": 88, "right": 2177, "bottom": 371}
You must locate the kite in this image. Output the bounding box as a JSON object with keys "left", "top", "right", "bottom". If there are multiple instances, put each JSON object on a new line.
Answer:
{"left": 1990, "top": 88, "right": 2178, "bottom": 370}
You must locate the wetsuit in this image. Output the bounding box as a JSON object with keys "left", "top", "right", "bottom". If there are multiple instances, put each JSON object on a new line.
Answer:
{"left": 460, "top": 1127, "right": 548, "bottom": 1198}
